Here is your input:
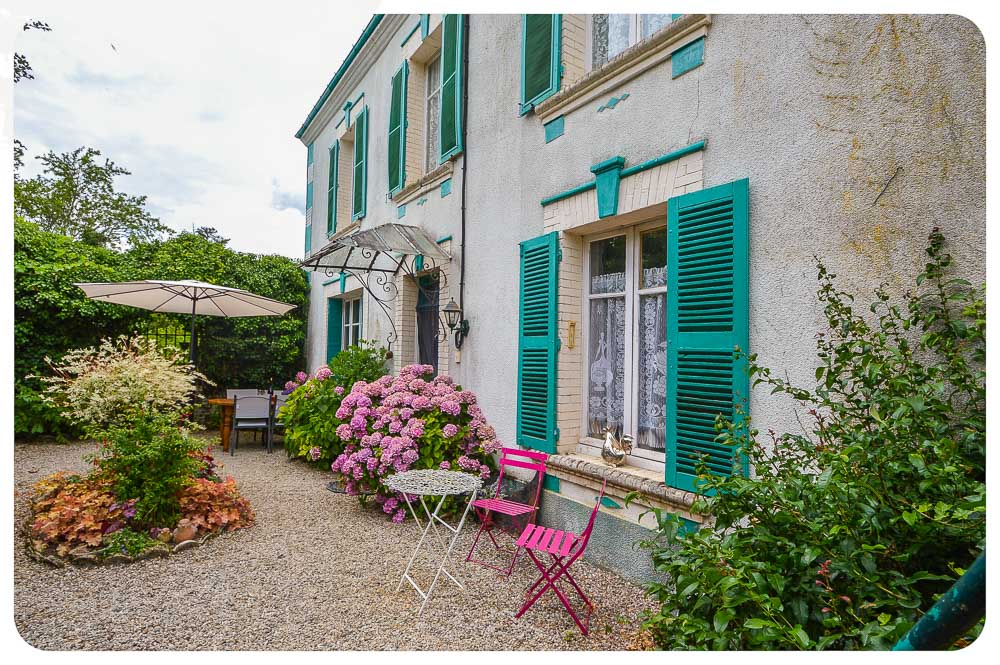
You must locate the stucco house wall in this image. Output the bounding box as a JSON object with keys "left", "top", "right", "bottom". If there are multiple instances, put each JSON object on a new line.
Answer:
{"left": 296, "top": 14, "right": 985, "bottom": 580}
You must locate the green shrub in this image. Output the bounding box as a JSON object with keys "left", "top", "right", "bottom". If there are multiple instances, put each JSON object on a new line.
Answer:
{"left": 638, "top": 229, "right": 984, "bottom": 650}
{"left": 280, "top": 340, "right": 390, "bottom": 465}
{"left": 94, "top": 413, "right": 202, "bottom": 529}
{"left": 99, "top": 527, "right": 158, "bottom": 557}
{"left": 38, "top": 336, "right": 210, "bottom": 435}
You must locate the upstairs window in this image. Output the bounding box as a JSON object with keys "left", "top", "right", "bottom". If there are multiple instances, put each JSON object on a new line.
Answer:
{"left": 424, "top": 54, "right": 442, "bottom": 173}
{"left": 589, "top": 14, "right": 674, "bottom": 70}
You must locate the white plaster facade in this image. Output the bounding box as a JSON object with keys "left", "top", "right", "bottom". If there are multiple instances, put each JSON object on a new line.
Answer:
{"left": 295, "top": 14, "right": 985, "bottom": 577}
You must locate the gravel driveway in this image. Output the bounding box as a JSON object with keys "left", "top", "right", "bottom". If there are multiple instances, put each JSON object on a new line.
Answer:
{"left": 14, "top": 440, "right": 656, "bottom": 650}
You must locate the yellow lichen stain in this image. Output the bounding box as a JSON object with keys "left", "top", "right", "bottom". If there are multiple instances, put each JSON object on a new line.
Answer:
{"left": 733, "top": 59, "right": 745, "bottom": 102}
{"left": 872, "top": 224, "right": 885, "bottom": 245}
{"left": 841, "top": 190, "right": 854, "bottom": 213}
{"left": 848, "top": 136, "right": 862, "bottom": 161}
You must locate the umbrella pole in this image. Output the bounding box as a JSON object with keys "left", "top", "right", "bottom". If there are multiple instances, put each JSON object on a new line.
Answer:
{"left": 190, "top": 297, "right": 197, "bottom": 365}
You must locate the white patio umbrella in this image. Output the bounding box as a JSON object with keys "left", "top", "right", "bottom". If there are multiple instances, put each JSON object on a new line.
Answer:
{"left": 74, "top": 279, "right": 297, "bottom": 364}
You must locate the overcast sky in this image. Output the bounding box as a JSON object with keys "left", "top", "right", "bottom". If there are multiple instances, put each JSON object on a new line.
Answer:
{"left": 11, "top": 0, "right": 376, "bottom": 258}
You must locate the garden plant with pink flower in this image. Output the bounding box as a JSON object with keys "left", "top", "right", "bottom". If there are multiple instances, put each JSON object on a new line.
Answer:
{"left": 329, "top": 364, "right": 501, "bottom": 522}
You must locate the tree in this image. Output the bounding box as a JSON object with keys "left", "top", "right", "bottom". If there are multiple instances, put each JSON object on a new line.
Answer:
{"left": 14, "top": 20, "right": 53, "bottom": 176}
{"left": 14, "top": 20, "right": 52, "bottom": 84}
{"left": 14, "top": 147, "right": 171, "bottom": 248}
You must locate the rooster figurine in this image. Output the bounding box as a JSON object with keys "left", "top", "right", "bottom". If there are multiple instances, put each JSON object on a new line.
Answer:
{"left": 601, "top": 426, "right": 633, "bottom": 467}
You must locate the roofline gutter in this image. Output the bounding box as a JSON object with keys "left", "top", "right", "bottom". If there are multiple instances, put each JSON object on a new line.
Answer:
{"left": 294, "top": 14, "right": 385, "bottom": 140}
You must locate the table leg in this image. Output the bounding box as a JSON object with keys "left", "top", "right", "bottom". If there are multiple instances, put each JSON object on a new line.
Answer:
{"left": 396, "top": 491, "right": 478, "bottom": 616}
{"left": 421, "top": 489, "right": 477, "bottom": 615}
{"left": 220, "top": 405, "right": 233, "bottom": 453}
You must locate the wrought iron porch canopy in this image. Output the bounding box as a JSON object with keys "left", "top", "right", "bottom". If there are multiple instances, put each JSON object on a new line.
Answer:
{"left": 298, "top": 223, "right": 451, "bottom": 351}
{"left": 299, "top": 223, "right": 449, "bottom": 274}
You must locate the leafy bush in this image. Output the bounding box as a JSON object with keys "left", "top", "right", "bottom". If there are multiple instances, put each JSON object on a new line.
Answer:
{"left": 94, "top": 413, "right": 203, "bottom": 529}
{"left": 280, "top": 340, "right": 390, "bottom": 465}
{"left": 637, "top": 229, "right": 985, "bottom": 650}
{"left": 14, "top": 217, "right": 308, "bottom": 437}
{"left": 39, "top": 336, "right": 211, "bottom": 434}
{"left": 99, "top": 527, "right": 158, "bottom": 557}
{"left": 29, "top": 473, "right": 137, "bottom": 556}
{"left": 330, "top": 364, "right": 501, "bottom": 522}
{"left": 177, "top": 478, "right": 255, "bottom": 535}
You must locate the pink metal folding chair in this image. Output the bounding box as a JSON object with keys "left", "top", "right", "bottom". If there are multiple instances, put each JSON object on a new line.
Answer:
{"left": 513, "top": 479, "right": 608, "bottom": 636}
{"left": 465, "top": 447, "right": 548, "bottom": 577}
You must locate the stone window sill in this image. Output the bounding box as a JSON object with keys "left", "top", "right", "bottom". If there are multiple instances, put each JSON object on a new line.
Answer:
{"left": 546, "top": 452, "right": 703, "bottom": 520}
{"left": 393, "top": 160, "right": 454, "bottom": 206}
{"left": 534, "top": 13, "right": 712, "bottom": 124}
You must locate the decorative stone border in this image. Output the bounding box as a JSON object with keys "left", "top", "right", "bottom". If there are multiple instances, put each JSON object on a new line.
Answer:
{"left": 24, "top": 529, "right": 226, "bottom": 569}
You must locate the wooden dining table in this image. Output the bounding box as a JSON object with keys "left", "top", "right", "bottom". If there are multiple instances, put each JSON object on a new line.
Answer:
{"left": 207, "top": 394, "right": 280, "bottom": 452}
{"left": 206, "top": 398, "right": 235, "bottom": 452}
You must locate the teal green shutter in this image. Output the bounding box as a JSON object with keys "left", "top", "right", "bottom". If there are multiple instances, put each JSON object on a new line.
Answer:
{"left": 665, "top": 179, "right": 750, "bottom": 492}
{"left": 520, "top": 15, "right": 562, "bottom": 114}
{"left": 304, "top": 221, "right": 311, "bottom": 254}
{"left": 327, "top": 141, "right": 339, "bottom": 234}
{"left": 388, "top": 62, "right": 408, "bottom": 194}
{"left": 352, "top": 107, "right": 368, "bottom": 219}
{"left": 327, "top": 297, "right": 343, "bottom": 362}
{"left": 517, "top": 232, "right": 559, "bottom": 453}
{"left": 439, "top": 14, "right": 464, "bottom": 162}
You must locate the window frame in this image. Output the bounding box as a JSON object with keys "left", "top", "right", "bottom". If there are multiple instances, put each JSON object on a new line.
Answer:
{"left": 580, "top": 218, "right": 668, "bottom": 466}
{"left": 424, "top": 52, "right": 442, "bottom": 174}
{"left": 341, "top": 295, "right": 362, "bottom": 350}
{"left": 585, "top": 14, "right": 674, "bottom": 73}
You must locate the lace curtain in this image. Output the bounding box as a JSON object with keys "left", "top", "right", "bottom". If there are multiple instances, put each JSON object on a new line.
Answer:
{"left": 588, "top": 293, "right": 625, "bottom": 437}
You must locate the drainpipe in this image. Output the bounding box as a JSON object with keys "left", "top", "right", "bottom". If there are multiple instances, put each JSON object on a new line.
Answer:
{"left": 892, "top": 551, "right": 986, "bottom": 650}
{"left": 459, "top": 14, "right": 469, "bottom": 329}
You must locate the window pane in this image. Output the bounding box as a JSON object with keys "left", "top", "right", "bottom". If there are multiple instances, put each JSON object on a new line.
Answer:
{"left": 591, "top": 14, "right": 609, "bottom": 69}
{"left": 588, "top": 296, "right": 626, "bottom": 437}
{"left": 640, "top": 227, "right": 667, "bottom": 289}
{"left": 637, "top": 293, "right": 666, "bottom": 451}
{"left": 640, "top": 14, "right": 673, "bottom": 40}
{"left": 607, "top": 14, "right": 632, "bottom": 60}
{"left": 590, "top": 235, "right": 626, "bottom": 294}
{"left": 425, "top": 56, "right": 442, "bottom": 173}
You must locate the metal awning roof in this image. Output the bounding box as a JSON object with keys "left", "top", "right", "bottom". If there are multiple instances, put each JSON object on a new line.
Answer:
{"left": 299, "top": 223, "right": 450, "bottom": 273}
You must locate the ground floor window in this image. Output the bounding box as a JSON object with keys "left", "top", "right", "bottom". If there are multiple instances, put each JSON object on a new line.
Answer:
{"left": 342, "top": 295, "right": 361, "bottom": 349}
{"left": 416, "top": 273, "right": 439, "bottom": 370}
{"left": 585, "top": 221, "right": 667, "bottom": 460}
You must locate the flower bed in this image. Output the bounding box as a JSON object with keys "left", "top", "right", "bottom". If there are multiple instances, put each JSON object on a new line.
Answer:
{"left": 26, "top": 447, "right": 254, "bottom": 567}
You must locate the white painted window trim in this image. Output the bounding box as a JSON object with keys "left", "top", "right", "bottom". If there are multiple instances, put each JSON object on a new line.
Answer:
{"left": 423, "top": 52, "right": 442, "bottom": 176}
{"left": 342, "top": 294, "right": 362, "bottom": 350}
{"left": 586, "top": 14, "right": 674, "bottom": 73}
{"left": 581, "top": 218, "right": 667, "bottom": 467}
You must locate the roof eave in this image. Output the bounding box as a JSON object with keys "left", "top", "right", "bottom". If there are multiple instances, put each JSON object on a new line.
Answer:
{"left": 294, "top": 14, "right": 385, "bottom": 141}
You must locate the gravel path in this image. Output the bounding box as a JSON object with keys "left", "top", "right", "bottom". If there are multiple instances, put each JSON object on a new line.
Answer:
{"left": 14, "top": 440, "right": 656, "bottom": 650}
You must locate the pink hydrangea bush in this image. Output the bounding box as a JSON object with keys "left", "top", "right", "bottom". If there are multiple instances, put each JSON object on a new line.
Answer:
{"left": 330, "top": 364, "right": 501, "bottom": 521}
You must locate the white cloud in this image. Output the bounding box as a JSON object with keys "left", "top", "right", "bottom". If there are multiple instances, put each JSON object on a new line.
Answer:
{"left": 10, "top": 0, "right": 376, "bottom": 258}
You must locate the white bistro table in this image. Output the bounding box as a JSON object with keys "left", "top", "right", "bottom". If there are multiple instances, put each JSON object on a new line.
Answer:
{"left": 386, "top": 469, "right": 483, "bottom": 615}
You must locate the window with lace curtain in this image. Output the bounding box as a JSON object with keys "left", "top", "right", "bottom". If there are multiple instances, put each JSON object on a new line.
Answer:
{"left": 584, "top": 222, "right": 667, "bottom": 462}
{"left": 589, "top": 14, "right": 674, "bottom": 71}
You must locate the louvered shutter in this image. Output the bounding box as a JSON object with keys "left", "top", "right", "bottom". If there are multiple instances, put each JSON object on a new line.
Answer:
{"left": 439, "top": 14, "right": 463, "bottom": 162}
{"left": 665, "top": 179, "right": 750, "bottom": 492}
{"left": 520, "top": 15, "right": 561, "bottom": 113}
{"left": 352, "top": 108, "right": 368, "bottom": 219}
{"left": 327, "top": 297, "right": 343, "bottom": 362}
{"left": 387, "top": 62, "right": 408, "bottom": 194}
{"left": 517, "top": 232, "right": 559, "bottom": 453}
{"left": 327, "top": 141, "right": 339, "bottom": 234}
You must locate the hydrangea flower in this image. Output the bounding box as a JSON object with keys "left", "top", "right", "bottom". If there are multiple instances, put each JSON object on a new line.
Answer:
{"left": 315, "top": 367, "right": 332, "bottom": 380}
{"left": 295, "top": 371, "right": 308, "bottom": 383}
{"left": 309, "top": 447, "right": 321, "bottom": 461}
{"left": 324, "top": 363, "right": 502, "bottom": 523}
